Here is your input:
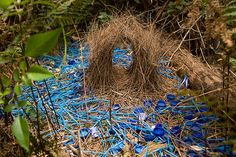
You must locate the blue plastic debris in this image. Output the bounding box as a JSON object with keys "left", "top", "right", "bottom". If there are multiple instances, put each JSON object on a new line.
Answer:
{"left": 166, "top": 93, "right": 176, "bottom": 101}
{"left": 134, "top": 144, "right": 143, "bottom": 154}
{"left": 155, "top": 100, "right": 167, "bottom": 110}
{"left": 153, "top": 123, "right": 165, "bottom": 137}
{"left": 80, "top": 128, "right": 90, "bottom": 140}
{"left": 11, "top": 42, "right": 230, "bottom": 157}
{"left": 112, "top": 104, "right": 121, "bottom": 110}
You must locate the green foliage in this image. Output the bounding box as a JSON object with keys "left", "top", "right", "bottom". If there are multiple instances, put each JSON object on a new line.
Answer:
{"left": 0, "top": 0, "right": 13, "bottom": 9}
{"left": 4, "top": 104, "right": 17, "bottom": 112}
{"left": 167, "top": 0, "right": 189, "bottom": 14}
{"left": 25, "top": 29, "right": 61, "bottom": 57}
{"left": 224, "top": 0, "right": 236, "bottom": 26}
{"left": 230, "top": 57, "right": 236, "bottom": 69}
{"left": 11, "top": 116, "right": 30, "bottom": 152}
{"left": 26, "top": 65, "right": 54, "bottom": 81}
{"left": 98, "top": 12, "right": 112, "bottom": 23}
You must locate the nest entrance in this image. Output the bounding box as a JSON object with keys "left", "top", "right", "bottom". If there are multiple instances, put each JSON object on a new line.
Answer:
{"left": 87, "top": 16, "right": 162, "bottom": 93}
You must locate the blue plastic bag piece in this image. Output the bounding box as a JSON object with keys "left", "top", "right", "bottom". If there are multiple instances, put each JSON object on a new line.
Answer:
{"left": 187, "top": 150, "right": 200, "bottom": 157}
{"left": 134, "top": 144, "right": 143, "bottom": 154}
{"left": 143, "top": 99, "right": 153, "bottom": 108}
{"left": 166, "top": 93, "right": 176, "bottom": 101}
{"left": 80, "top": 128, "right": 90, "bottom": 140}
{"left": 133, "top": 107, "right": 144, "bottom": 115}
{"left": 112, "top": 104, "right": 121, "bottom": 110}
{"left": 153, "top": 123, "right": 165, "bottom": 137}
{"left": 170, "top": 126, "right": 181, "bottom": 135}
{"left": 155, "top": 100, "right": 166, "bottom": 111}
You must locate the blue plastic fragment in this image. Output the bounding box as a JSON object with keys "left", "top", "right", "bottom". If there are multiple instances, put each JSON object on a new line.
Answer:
{"left": 153, "top": 123, "right": 165, "bottom": 137}
{"left": 166, "top": 93, "right": 176, "bottom": 101}
{"left": 143, "top": 134, "right": 156, "bottom": 142}
{"left": 155, "top": 100, "right": 167, "bottom": 110}
{"left": 133, "top": 107, "right": 144, "bottom": 115}
{"left": 134, "top": 144, "right": 143, "bottom": 154}
{"left": 80, "top": 128, "right": 90, "bottom": 140}
{"left": 112, "top": 104, "right": 121, "bottom": 110}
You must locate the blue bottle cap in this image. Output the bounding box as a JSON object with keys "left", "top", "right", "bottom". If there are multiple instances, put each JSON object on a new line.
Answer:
{"left": 155, "top": 100, "right": 167, "bottom": 111}
{"left": 166, "top": 93, "right": 176, "bottom": 101}
{"left": 170, "top": 126, "right": 181, "bottom": 135}
{"left": 143, "top": 99, "right": 153, "bottom": 108}
{"left": 112, "top": 104, "right": 121, "bottom": 110}
{"left": 134, "top": 144, "right": 143, "bottom": 154}
{"left": 153, "top": 123, "right": 165, "bottom": 137}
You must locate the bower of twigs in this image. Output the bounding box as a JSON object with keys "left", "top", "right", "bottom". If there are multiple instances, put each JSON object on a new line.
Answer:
{"left": 87, "top": 15, "right": 222, "bottom": 95}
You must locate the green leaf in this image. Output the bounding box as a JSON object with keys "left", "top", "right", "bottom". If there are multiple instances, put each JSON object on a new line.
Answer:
{"left": 4, "top": 104, "right": 17, "bottom": 112}
{"left": 0, "top": 0, "right": 13, "bottom": 9}
{"left": 0, "top": 57, "right": 11, "bottom": 64}
{"left": 19, "top": 60, "right": 27, "bottom": 71}
{"left": 11, "top": 116, "right": 29, "bottom": 152}
{"left": 26, "top": 65, "right": 53, "bottom": 81}
{"left": 3, "top": 88, "right": 11, "bottom": 96}
{"left": 0, "top": 99, "right": 4, "bottom": 104}
{"left": 1, "top": 74, "right": 11, "bottom": 87}
{"left": 21, "top": 75, "right": 32, "bottom": 86}
{"left": 14, "top": 84, "right": 21, "bottom": 96}
{"left": 24, "top": 29, "right": 61, "bottom": 57}
{"left": 13, "top": 69, "right": 20, "bottom": 82}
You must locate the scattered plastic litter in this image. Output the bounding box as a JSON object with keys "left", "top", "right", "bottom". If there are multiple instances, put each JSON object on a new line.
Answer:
{"left": 12, "top": 42, "right": 233, "bottom": 156}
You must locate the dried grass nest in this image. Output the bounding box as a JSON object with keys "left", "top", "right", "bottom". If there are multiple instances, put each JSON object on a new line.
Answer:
{"left": 86, "top": 15, "right": 222, "bottom": 94}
